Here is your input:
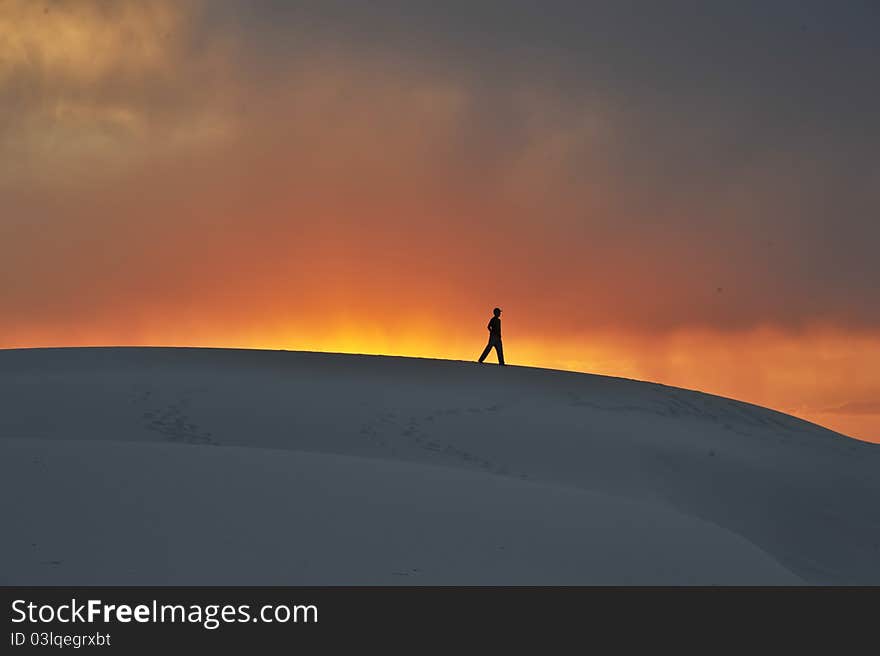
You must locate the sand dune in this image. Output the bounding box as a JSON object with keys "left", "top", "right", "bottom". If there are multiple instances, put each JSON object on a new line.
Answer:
{"left": 1, "top": 347, "right": 878, "bottom": 584}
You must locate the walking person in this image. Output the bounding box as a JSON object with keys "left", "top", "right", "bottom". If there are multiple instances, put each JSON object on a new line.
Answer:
{"left": 477, "top": 307, "right": 505, "bottom": 365}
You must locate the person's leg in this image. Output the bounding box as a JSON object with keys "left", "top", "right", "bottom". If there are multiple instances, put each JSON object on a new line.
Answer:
{"left": 478, "top": 341, "right": 493, "bottom": 363}
{"left": 495, "top": 340, "right": 505, "bottom": 365}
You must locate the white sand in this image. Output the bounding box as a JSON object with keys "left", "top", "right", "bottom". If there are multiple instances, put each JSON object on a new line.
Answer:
{"left": 1, "top": 347, "right": 877, "bottom": 584}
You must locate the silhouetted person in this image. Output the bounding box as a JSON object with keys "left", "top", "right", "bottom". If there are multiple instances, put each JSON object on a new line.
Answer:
{"left": 478, "top": 307, "right": 505, "bottom": 365}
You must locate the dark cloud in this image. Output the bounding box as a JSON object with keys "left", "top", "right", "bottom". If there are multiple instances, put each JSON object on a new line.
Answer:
{"left": 204, "top": 0, "right": 880, "bottom": 330}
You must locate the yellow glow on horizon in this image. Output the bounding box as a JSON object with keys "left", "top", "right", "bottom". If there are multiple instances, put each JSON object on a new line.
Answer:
{"left": 4, "top": 322, "right": 878, "bottom": 444}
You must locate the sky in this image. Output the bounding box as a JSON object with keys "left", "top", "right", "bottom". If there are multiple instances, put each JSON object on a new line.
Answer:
{"left": 2, "top": 0, "right": 879, "bottom": 442}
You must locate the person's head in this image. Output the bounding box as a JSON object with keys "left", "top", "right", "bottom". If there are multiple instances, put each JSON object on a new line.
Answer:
{"left": 493, "top": 307, "right": 502, "bottom": 317}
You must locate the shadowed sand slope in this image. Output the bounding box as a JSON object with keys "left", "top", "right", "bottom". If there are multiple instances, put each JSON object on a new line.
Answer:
{"left": 1, "top": 347, "right": 878, "bottom": 584}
